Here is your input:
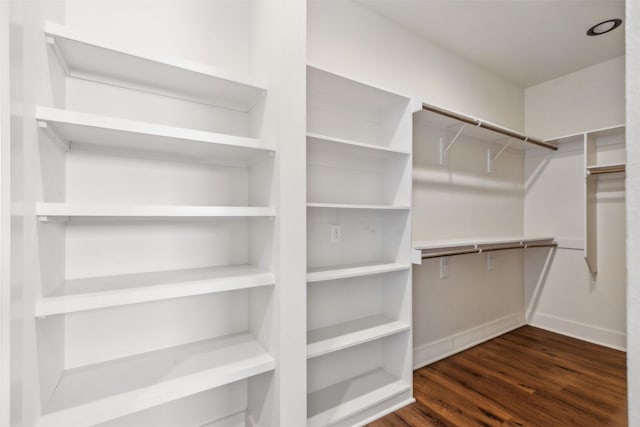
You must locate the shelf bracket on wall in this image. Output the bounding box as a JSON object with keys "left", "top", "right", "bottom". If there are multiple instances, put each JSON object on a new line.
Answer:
{"left": 440, "top": 123, "right": 468, "bottom": 165}
{"left": 487, "top": 138, "right": 514, "bottom": 173}
{"left": 45, "top": 36, "right": 70, "bottom": 76}
{"left": 486, "top": 253, "right": 494, "bottom": 271}
{"left": 37, "top": 121, "right": 70, "bottom": 151}
{"left": 440, "top": 257, "right": 450, "bottom": 279}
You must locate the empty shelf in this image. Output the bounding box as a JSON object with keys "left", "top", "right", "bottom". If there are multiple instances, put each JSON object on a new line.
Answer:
{"left": 307, "top": 315, "right": 410, "bottom": 359}
{"left": 414, "top": 236, "right": 555, "bottom": 251}
{"left": 35, "top": 265, "right": 274, "bottom": 316}
{"left": 36, "top": 107, "right": 274, "bottom": 162}
{"left": 45, "top": 22, "right": 266, "bottom": 111}
{"left": 307, "top": 369, "right": 410, "bottom": 427}
{"left": 587, "top": 163, "right": 626, "bottom": 175}
{"left": 36, "top": 203, "right": 275, "bottom": 220}
{"left": 307, "top": 203, "right": 410, "bottom": 211}
{"left": 307, "top": 263, "right": 410, "bottom": 283}
{"left": 307, "top": 133, "right": 410, "bottom": 157}
{"left": 38, "top": 333, "right": 274, "bottom": 427}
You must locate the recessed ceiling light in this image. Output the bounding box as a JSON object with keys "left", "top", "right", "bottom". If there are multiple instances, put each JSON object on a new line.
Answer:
{"left": 587, "top": 19, "right": 623, "bottom": 36}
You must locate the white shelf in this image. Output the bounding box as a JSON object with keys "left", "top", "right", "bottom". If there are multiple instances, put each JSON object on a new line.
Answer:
{"left": 35, "top": 265, "right": 274, "bottom": 317}
{"left": 307, "top": 369, "right": 410, "bottom": 427}
{"left": 413, "top": 235, "right": 556, "bottom": 251}
{"left": 307, "top": 133, "right": 410, "bottom": 157}
{"left": 307, "top": 315, "right": 410, "bottom": 359}
{"left": 307, "top": 262, "right": 410, "bottom": 283}
{"left": 36, "top": 107, "right": 274, "bottom": 162}
{"left": 38, "top": 333, "right": 274, "bottom": 427}
{"left": 44, "top": 22, "right": 267, "bottom": 111}
{"left": 307, "top": 203, "right": 410, "bottom": 211}
{"left": 36, "top": 202, "right": 275, "bottom": 220}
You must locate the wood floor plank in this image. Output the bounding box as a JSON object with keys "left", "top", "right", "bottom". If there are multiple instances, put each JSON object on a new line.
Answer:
{"left": 367, "top": 326, "right": 627, "bottom": 426}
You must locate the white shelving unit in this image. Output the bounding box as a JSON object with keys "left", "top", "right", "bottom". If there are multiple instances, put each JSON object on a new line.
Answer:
{"left": 34, "top": 15, "right": 278, "bottom": 427}
{"left": 584, "top": 125, "right": 626, "bottom": 273}
{"left": 306, "top": 65, "right": 417, "bottom": 426}
{"left": 544, "top": 124, "right": 626, "bottom": 273}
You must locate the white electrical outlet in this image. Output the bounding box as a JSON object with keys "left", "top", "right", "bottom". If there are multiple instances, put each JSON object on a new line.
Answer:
{"left": 331, "top": 225, "right": 341, "bottom": 242}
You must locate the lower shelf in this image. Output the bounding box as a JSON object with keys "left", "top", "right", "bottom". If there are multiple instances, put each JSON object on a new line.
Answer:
{"left": 307, "top": 368, "right": 410, "bottom": 427}
{"left": 38, "top": 333, "right": 274, "bottom": 427}
{"left": 35, "top": 265, "right": 275, "bottom": 316}
{"left": 307, "top": 315, "right": 410, "bottom": 359}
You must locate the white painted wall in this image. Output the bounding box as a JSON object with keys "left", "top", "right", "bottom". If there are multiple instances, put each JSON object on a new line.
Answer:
{"left": 308, "top": 0, "right": 529, "bottom": 368}
{"left": 626, "top": 0, "right": 639, "bottom": 423}
{"left": 524, "top": 57, "right": 626, "bottom": 349}
{"left": 308, "top": 0, "right": 524, "bottom": 131}
{"left": 525, "top": 56, "right": 625, "bottom": 139}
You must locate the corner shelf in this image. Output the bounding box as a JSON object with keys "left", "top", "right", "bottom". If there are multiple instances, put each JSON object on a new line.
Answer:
{"left": 307, "top": 369, "right": 410, "bottom": 427}
{"left": 35, "top": 265, "right": 275, "bottom": 317}
{"left": 307, "top": 315, "right": 410, "bottom": 359}
{"left": 307, "top": 262, "right": 410, "bottom": 283}
{"left": 36, "top": 203, "right": 274, "bottom": 221}
{"left": 37, "top": 333, "right": 274, "bottom": 427}
{"left": 36, "top": 107, "right": 274, "bottom": 162}
{"left": 44, "top": 22, "right": 267, "bottom": 111}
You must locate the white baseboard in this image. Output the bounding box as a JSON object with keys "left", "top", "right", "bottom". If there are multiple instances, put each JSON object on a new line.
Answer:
{"left": 528, "top": 312, "right": 626, "bottom": 351}
{"left": 413, "top": 313, "right": 525, "bottom": 370}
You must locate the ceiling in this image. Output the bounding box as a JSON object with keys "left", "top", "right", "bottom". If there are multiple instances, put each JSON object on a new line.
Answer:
{"left": 357, "top": 0, "right": 625, "bottom": 87}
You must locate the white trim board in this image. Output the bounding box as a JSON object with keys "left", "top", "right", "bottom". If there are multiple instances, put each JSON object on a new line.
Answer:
{"left": 413, "top": 313, "right": 525, "bottom": 370}
{"left": 528, "top": 312, "right": 626, "bottom": 351}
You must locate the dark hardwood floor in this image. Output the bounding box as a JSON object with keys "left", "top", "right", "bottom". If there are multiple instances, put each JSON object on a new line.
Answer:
{"left": 368, "top": 326, "right": 627, "bottom": 426}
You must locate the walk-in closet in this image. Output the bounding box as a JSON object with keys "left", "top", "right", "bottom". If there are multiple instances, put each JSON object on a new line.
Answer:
{"left": 1, "top": 0, "right": 637, "bottom": 426}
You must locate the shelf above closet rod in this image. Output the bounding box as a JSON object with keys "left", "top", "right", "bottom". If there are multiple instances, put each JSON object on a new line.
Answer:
{"left": 421, "top": 102, "right": 557, "bottom": 151}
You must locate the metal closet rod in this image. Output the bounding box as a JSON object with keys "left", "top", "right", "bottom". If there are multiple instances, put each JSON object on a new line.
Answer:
{"left": 422, "top": 103, "right": 558, "bottom": 151}
{"left": 421, "top": 242, "right": 558, "bottom": 259}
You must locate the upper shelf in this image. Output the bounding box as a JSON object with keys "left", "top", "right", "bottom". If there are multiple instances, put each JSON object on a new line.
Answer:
{"left": 544, "top": 124, "right": 626, "bottom": 145}
{"left": 37, "top": 203, "right": 275, "bottom": 221}
{"left": 587, "top": 163, "right": 626, "bottom": 175}
{"left": 44, "top": 22, "right": 267, "bottom": 111}
{"left": 416, "top": 102, "right": 555, "bottom": 151}
{"left": 36, "top": 107, "right": 274, "bottom": 162}
{"left": 37, "top": 333, "right": 274, "bottom": 427}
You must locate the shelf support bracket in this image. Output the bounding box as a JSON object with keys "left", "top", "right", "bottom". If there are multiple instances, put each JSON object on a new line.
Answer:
{"left": 486, "top": 253, "right": 494, "bottom": 271}
{"left": 440, "top": 124, "right": 468, "bottom": 165}
{"left": 37, "top": 121, "right": 70, "bottom": 152}
{"left": 439, "top": 257, "right": 450, "bottom": 279}
{"left": 487, "top": 138, "right": 514, "bottom": 173}
{"left": 46, "top": 36, "right": 70, "bottom": 76}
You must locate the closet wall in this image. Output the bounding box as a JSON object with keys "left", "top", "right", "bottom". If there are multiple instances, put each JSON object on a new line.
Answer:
{"left": 524, "top": 56, "right": 626, "bottom": 349}
{"left": 308, "top": 0, "right": 530, "bottom": 368}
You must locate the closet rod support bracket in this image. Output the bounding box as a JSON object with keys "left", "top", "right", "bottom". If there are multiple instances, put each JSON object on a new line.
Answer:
{"left": 440, "top": 257, "right": 450, "bottom": 279}
{"left": 440, "top": 123, "right": 468, "bottom": 165}
{"left": 487, "top": 138, "right": 514, "bottom": 173}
